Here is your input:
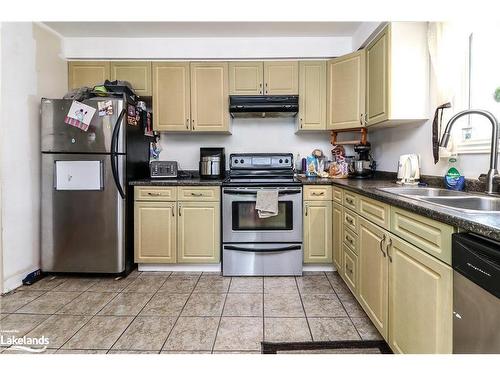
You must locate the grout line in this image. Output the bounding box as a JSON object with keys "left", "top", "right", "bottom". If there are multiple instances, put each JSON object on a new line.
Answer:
{"left": 210, "top": 278, "right": 231, "bottom": 354}
{"left": 295, "top": 275, "right": 314, "bottom": 342}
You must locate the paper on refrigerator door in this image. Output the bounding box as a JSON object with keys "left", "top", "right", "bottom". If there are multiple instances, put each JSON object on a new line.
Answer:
{"left": 64, "top": 100, "right": 96, "bottom": 131}
{"left": 55, "top": 161, "right": 102, "bottom": 190}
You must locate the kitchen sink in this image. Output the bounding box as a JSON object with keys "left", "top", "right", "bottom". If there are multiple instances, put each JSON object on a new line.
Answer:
{"left": 377, "top": 187, "right": 500, "bottom": 213}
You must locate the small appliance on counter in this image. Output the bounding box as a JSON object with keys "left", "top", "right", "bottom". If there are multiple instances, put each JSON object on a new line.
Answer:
{"left": 397, "top": 153, "right": 421, "bottom": 185}
{"left": 150, "top": 160, "right": 178, "bottom": 179}
{"left": 348, "top": 142, "right": 376, "bottom": 179}
{"left": 199, "top": 147, "right": 225, "bottom": 179}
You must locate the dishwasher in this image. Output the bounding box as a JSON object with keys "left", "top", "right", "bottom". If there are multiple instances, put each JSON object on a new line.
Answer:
{"left": 452, "top": 232, "right": 500, "bottom": 353}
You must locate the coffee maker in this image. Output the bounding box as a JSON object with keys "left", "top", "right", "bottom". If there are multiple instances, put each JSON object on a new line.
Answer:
{"left": 199, "top": 147, "right": 225, "bottom": 179}
{"left": 348, "top": 142, "right": 376, "bottom": 179}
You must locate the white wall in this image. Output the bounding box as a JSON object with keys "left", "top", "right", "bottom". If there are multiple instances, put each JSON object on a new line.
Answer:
{"left": 0, "top": 22, "right": 67, "bottom": 292}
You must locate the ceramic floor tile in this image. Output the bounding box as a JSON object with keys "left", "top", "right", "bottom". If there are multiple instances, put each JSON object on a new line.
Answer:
{"left": 0, "top": 291, "right": 46, "bottom": 313}
{"left": 169, "top": 272, "right": 202, "bottom": 278}
{"left": 337, "top": 292, "right": 368, "bottom": 318}
{"left": 229, "top": 277, "right": 263, "bottom": 293}
{"left": 56, "top": 349, "right": 108, "bottom": 354}
{"left": 160, "top": 350, "right": 212, "bottom": 354}
{"left": 108, "top": 350, "right": 159, "bottom": 354}
{"left": 193, "top": 276, "right": 230, "bottom": 294}
{"left": 301, "top": 294, "right": 348, "bottom": 317}
{"left": 351, "top": 317, "right": 383, "bottom": 340}
{"left": 61, "top": 315, "right": 134, "bottom": 350}
{"left": 296, "top": 276, "right": 334, "bottom": 294}
{"left": 123, "top": 277, "right": 167, "bottom": 293}
{"left": 16, "top": 291, "right": 81, "bottom": 314}
{"left": 223, "top": 293, "right": 262, "bottom": 317}
{"left": 17, "top": 276, "right": 67, "bottom": 291}
{"left": 302, "top": 271, "right": 327, "bottom": 276}
{"left": 112, "top": 316, "right": 176, "bottom": 351}
{"left": 25, "top": 315, "right": 92, "bottom": 349}
{"left": 264, "top": 293, "right": 305, "bottom": 317}
{"left": 0, "top": 314, "right": 8, "bottom": 321}
{"left": 98, "top": 293, "right": 153, "bottom": 316}
{"left": 53, "top": 278, "right": 99, "bottom": 292}
{"left": 308, "top": 317, "right": 361, "bottom": 341}
{"left": 57, "top": 292, "right": 117, "bottom": 315}
{"left": 264, "top": 277, "right": 299, "bottom": 294}
{"left": 1, "top": 348, "right": 57, "bottom": 354}
{"left": 139, "top": 272, "right": 172, "bottom": 278}
{"left": 181, "top": 293, "right": 226, "bottom": 317}
{"left": 214, "top": 317, "right": 263, "bottom": 351}
{"left": 0, "top": 314, "right": 50, "bottom": 338}
{"left": 158, "top": 277, "right": 198, "bottom": 294}
{"left": 163, "top": 317, "right": 219, "bottom": 351}
{"left": 212, "top": 350, "right": 261, "bottom": 354}
{"left": 140, "top": 293, "right": 190, "bottom": 317}
{"left": 86, "top": 277, "right": 134, "bottom": 292}
{"left": 126, "top": 269, "right": 141, "bottom": 278}
{"left": 264, "top": 318, "right": 312, "bottom": 342}
{"left": 201, "top": 272, "right": 223, "bottom": 277}
{"left": 325, "top": 272, "right": 351, "bottom": 294}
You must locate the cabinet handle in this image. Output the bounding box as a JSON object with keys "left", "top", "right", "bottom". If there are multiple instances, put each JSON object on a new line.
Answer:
{"left": 265, "top": 82, "right": 268, "bottom": 94}
{"left": 346, "top": 217, "right": 354, "bottom": 225}
{"left": 360, "top": 114, "right": 363, "bottom": 125}
{"left": 300, "top": 118, "right": 303, "bottom": 129}
{"left": 305, "top": 204, "right": 308, "bottom": 216}
{"left": 346, "top": 235, "right": 354, "bottom": 245}
{"left": 190, "top": 192, "right": 204, "bottom": 197}
{"left": 346, "top": 198, "right": 354, "bottom": 204}
{"left": 192, "top": 119, "right": 195, "bottom": 130}
{"left": 379, "top": 234, "right": 387, "bottom": 257}
{"left": 172, "top": 207, "right": 175, "bottom": 217}
{"left": 386, "top": 238, "right": 393, "bottom": 263}
{"left": 147, "top": 192, "right": 161, "bottom": 196}
{"left": 186, "top": 118, "right": 189, "bottom": 129}
{"left": 178, "top": 206, "right": 181, "bottom": 216}
{"left": 311, "top": 192, "right": 324, "bottom": 196}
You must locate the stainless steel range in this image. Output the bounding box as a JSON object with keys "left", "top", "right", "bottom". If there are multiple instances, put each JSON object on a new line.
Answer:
{"left": 222, "top": 153, "right": 303, "bottom": 276}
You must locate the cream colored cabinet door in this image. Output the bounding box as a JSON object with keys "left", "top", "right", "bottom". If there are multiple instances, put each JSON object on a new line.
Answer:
{"left": 332, "top": 202, "right": 343, "bottom": 271}
{"left": 111, "top": 61, "right": 152, "bottom": 96}
{"left": 358, "top": 216, "right": 389, "bottom": 340}
{"left": 68, "top": 61, "right": 110, "bottom": 90}
{"left": 298, "top": 61, "right": 326, "bottom": 131}
{"left": 388, "top": 235, "right": 453, "bottom": 354}
{"left": 366, "top": 25, "right": 390, "bottom": 126}
{"left": 263, "top": 61, "right": 299, "bottom": 95}
{"left": 177, "top": 201, "right": 221, "bottom": 263}
{"left": 303, "top": 201, "right": 333, "bottom": 264}
{"left": 134, "top": 201, "right": 176, "bottom": 263}
{"left": 229, "top": 62, "right": 263, "bottom": 95}
{"left": 327, "top": 50, "right": 366, "bottom": 130}
{"left": 153, "top": 62, "right": 191, "bottom": 132}
{"left": 190, "top": 62, "right": 230, "bottom": 133}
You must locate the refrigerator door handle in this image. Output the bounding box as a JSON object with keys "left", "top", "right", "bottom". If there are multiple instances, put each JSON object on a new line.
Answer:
{"left": 111, "top": 108, "right": 126, "bottom": 199}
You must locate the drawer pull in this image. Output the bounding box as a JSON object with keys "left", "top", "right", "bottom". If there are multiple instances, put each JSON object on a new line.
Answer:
{"left": 346, "top": 235, "right": 354, "bottom": 245}
{"left": 346, "top": 217, "right": 354, "bottom": 225}
{"left": 386, "top": 238, "right": 393, "bottom": 263}
{"left": 147, "top": 192, "right": 162, "bottom": 196}
{"left": 190, "top": 192, "right": 204, "bottom": 197}
{"left": 311, "top": 192, "right": 325, "bottom": 196}
{"left": 379, "top": 234, "right": 387, "bottom": 257}
{"left": 346, "top": 198, "right": 354, "bottom": 204}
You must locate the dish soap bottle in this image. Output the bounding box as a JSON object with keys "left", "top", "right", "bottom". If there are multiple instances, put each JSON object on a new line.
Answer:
{"left": 444, "top": 157, "right": 465, "bottom": 191}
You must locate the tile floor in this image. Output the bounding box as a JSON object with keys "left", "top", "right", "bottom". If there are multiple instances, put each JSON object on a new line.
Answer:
{"left": 0, "top": 270, "right": 381, "bottom": 354}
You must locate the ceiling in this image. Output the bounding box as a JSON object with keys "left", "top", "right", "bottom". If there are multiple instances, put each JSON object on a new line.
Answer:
{"left": 43, "top": 22, "right": 363, "bottom": 38}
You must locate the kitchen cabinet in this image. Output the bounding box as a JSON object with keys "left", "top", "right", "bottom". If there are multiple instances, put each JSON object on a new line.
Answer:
{"left": 342, "top": 244, "right": 358, "bottom": 293}
{"left": 68, "top": 61, "right": 110, "bottom": 90}
{"left": 303, "top": 200, "right": 332, "bottom": 264}
{"left": 263, "top": 61, "right": 299, "bottom": 95}
{"left": 152, "top": 62, "right": 191, "bottom": 132}
{"left": 332, "top": 202, "right": 343, "bottom": 271}
{"left": 190, "top": 62, "right": 230, "bottom": 133}
{"left": 366, "top": 23, "right": 429, "bottom": 127}
{"left": 134, "top": 201, "right": 177, "bottom": 263}
{"left": 388, "top": 235, "right": 453, "bottom": 354}
{"left": 358, "top": 216, "right": 389, "bottom": 340}
{"left": 327, "top": 50, "right": 366, "bottom": 130}
{"left": 111, "top": 61, "right": 152, "bottom": 96}
{"left": 229, "top": 62, "right": 263, "bottom": 95}
{"left": 297, "top": 60, "right": 327, "bottom": 131}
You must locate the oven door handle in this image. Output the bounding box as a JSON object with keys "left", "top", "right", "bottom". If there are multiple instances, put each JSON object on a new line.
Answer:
{"left": 223, "top": 189, "right": 301, "bottom": 196}
{"left": 224, "top": 245, "right": 302, "bottom": 252}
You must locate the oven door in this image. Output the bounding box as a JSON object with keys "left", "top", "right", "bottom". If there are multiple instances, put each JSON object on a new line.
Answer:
{"left": 222, "top": 186, "right": 302, "bottom": 243}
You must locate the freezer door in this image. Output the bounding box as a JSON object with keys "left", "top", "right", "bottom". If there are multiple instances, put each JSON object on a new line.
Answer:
{"left": 41, "top": 153, "right": 126, "bottom": 273}
{"left": 41, "top": 98, "right": 125, "bottom": 154}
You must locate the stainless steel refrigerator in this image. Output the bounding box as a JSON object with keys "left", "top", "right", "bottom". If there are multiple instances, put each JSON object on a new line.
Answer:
{"left": 40, "top": 96, "right": 149, "bottom": 274}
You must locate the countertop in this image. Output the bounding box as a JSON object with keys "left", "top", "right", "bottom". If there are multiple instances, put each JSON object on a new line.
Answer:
{"left": 130, "top": 177, "right": 225, "bottom": 186}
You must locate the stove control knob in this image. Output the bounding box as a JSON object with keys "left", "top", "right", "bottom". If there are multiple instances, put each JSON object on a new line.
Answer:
{"left": 279, "top": 159, "right": 283, "bottom": 163}
{"left": 285, "top": 159, "right": 289, "bottom": 164}
{"left": 234, "top": 159, "right": 239, "bottom": 164}
{"left": 240, "top": 159, "right": 245, "bottom": 164}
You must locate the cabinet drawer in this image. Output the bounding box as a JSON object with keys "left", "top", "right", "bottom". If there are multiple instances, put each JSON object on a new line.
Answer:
{"left": 359, "top": 195, "right": 390, "bottom": 230}
{"left": 343, "top": 208, "right": 358, "bottom": 234}
{"left": 135, "top": 186, "right": 177, "bottom": 201}
{"left": 343, "top": 244, "right": 358, "bottom": 294}
{"left": 332, "top": 186, "right": 343, "bottom": 204}
{"left": 343, "top": 227, "right": 358, "bottom": 255}
{"left": 303, "top": 185, "right": 332, "bottom": 201}
{"left": 390, "top": 207, "right": 454, "bottom": 265}
{"left": 343, "top": 190, "right": 359, "bottom": 211}
{"left": 177, "top": 186, "right": 220, "bottom": 201}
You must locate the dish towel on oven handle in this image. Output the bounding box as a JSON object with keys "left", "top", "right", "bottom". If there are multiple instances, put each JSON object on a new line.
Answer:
{"left": 255, "top": 190, "right": 279, "bottom": 218}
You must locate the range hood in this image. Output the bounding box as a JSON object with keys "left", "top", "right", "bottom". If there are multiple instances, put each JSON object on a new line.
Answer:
{"left": 229, "top": 95, "right": 299, "bottom": 118}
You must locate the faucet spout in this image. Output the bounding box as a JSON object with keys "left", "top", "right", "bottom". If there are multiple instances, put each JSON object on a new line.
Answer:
{"left": 439, "top": 109, "right": 499, "bottom": 194}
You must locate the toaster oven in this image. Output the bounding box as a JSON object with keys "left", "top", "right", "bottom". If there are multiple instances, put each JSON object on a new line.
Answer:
{"left": 150, "top": 161, "right": 178, "bottom": 178}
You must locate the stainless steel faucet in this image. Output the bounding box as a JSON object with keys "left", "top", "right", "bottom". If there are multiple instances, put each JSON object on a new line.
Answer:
{"left": 439, "top": 109, "right": 499, "bottom": 194}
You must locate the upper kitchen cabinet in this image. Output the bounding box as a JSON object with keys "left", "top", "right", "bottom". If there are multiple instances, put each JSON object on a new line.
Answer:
{"left": 229, "top": 62, "right": 263, "bottom": 95}
{"left": 153, "top": 62, "right": 191, "bottom": 132}
{"left": 327, "top": 50, "right": 366, "bottom": 130}
{"left": 68, "top": 61, "right": 110, "bottom": 90}
{"left": 297, "top": 60, "right": 327, "bottom": 131}
{"left": 263, "top": 61, "right": 299, "bottom": 95}
{"left": 365, "top": 23, "right": 429, "bottom": 127}
{"left": 190, "top": 62, "right": 230, "bottom": 133}
{"left": 111, "top": 61, "right": 152, "bottom": 96}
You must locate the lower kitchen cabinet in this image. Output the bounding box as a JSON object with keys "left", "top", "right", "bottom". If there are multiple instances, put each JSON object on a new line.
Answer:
{"left": 332, "top": 202, "right": 343, "bottom": 270}
{"left": 134, "top": 201, "right": 177, "bottom": 263}
{"left": 388, "top": 235, "right": 453, "bottom": 354}
{"left": 177, "top": 201, "right": 221, "bottom": 263}
{"left": 303, "top": 200, "right": 332, "bottom": 263}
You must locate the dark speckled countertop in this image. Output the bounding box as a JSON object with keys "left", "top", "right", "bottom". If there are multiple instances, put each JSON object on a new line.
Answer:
{"left": 298, "top": 175, "right": 500, "bottom": 242}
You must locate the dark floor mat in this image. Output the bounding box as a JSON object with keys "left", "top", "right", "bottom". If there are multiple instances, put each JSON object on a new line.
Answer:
{"left": 261, "top": 340, "right": 392, "bottom": 354}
